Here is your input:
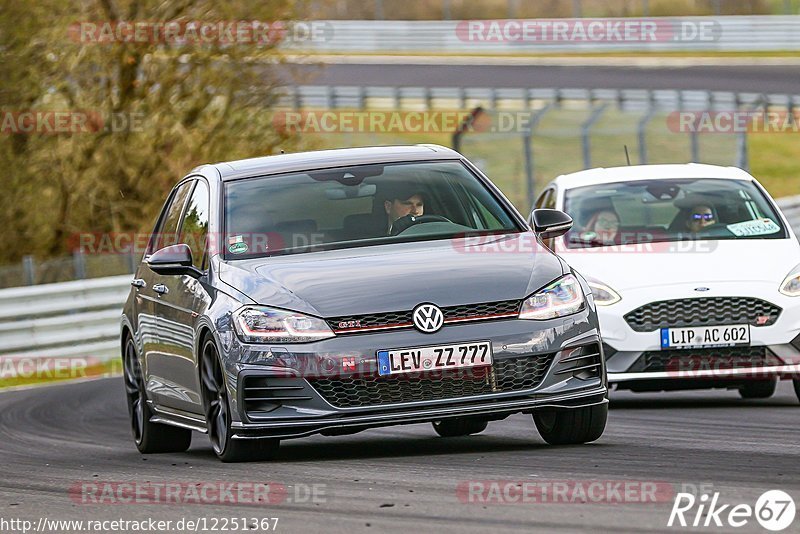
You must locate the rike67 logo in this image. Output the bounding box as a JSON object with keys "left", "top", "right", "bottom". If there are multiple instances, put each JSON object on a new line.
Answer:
{"left": 668, "top": 489, "right": 796, "bottom": 531}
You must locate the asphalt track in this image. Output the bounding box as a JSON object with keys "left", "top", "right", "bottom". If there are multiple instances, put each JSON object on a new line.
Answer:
{"left": 0, "top": 377, "right": 797, "bottom": 533}
{"left": 291, "top": 63, "right": 800, "bottom": 94}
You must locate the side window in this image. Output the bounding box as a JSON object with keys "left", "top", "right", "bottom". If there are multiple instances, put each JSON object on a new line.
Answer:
{"left": 535, "top": 188, "right": 555, "bottom": 209}
{"left": 150, "top": 182, "right": 193, "bottom": 253}
{"left": 179, "top": 180, "right": 210, "bottom": 269}
{"left": 544, "top": 189, "right": 557, "bottom": 210}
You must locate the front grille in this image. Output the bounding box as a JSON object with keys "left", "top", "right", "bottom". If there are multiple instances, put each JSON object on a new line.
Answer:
{"left": 241, "top": 376, "right": 312, "bottom": 414}
{"left": 308, "top": 353, "right": 555, "bottom": 409}
{"left": 327, "top": 299, "right": 520, "bottom": 334}
{"left": 624, "top": 297, "right": 781, "bottom": 332}
{"left": 630, "top": 347, "right": 783, "bottom": 373}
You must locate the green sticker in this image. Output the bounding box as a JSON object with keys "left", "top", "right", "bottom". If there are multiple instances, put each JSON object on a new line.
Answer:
{"left": 229, "top": 242, "right": 249, "bottom": 254}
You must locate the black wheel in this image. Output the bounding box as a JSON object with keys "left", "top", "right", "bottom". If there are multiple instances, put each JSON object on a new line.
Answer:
{"left": 738, "top": 378, "right": 777, "bottom": 399}
{"left": 794, "top": 379, "right": 800, "bottom": 403}
{"left": 533, "top": 403, "right": 607, "bottom": 445}
{"left": 200, "top": 338, "right": 279, "bottom": 462}
{"left": 432, "top": 417, "right": 488, "bottom": 437}
{"left": 122, "top": 336, "right": 191, "bottom": 453}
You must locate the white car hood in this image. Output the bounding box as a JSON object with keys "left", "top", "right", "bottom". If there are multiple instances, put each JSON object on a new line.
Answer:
{"left": 556, "top": 238, "right": 800, "bottom": 291}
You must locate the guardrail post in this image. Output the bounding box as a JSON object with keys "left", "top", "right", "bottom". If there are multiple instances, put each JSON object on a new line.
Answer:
{"left": 452, "top": 106, "right": 484, "bottom": 153}
{"left": 22, "top": 255, "right": 35, "bottom": 286}
{"left": 638, "top": 92, "right": 657, "bottom": 164}
{"left": 581, "top": 103, "right": 609, "bottom": 169}
{"left": 523, "top": 103, "right": 554, "bottom": 210}
{"left": 72, "top": 249, "right": 86, "bottom": 280}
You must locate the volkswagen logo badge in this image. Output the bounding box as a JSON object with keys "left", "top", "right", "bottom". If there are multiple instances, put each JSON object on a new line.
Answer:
{"left": 412, "top": 303, "right": 444, "bottom": 333}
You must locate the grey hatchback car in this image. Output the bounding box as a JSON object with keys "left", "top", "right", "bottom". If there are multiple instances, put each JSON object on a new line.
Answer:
{"left": 121, "top": 145, "right": 608, "bottom": 461}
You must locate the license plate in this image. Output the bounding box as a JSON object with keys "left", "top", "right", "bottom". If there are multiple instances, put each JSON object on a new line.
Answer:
{"left": 377, "top": 341, "right": 493, "bottom": 376}
{"left": 660, "top": 324, "right": 750, "bottom": 349}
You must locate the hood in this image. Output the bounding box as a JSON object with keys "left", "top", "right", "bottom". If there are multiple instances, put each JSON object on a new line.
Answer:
{"left": 218, "top": 233, "right": 564, "bottom": 317}
{"left": 558, "top": 238, "right": 800, "bottom": 291}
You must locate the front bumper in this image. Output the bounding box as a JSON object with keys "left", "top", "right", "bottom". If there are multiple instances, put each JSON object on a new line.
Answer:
{"left": 596, "top": 283, "right": 800, "bottom": 385}
{"left": 220, "top": 309, "right": 608, "bottom": 439}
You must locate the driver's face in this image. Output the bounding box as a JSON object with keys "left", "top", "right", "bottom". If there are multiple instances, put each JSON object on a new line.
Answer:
{"left": 385, "top": 194, "right": 424, "bottom": 224}
{"left": 687, "top": 205, "right": 715, "bottom": 232}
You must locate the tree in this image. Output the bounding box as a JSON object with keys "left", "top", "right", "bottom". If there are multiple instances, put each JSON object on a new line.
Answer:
{"left": 0, "top": 0, "right": 299, "bottom": 263}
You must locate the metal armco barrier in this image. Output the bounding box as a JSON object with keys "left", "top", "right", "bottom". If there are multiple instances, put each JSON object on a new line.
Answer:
{"left": 283, "top": 16, "right": 800, "bottom": 54}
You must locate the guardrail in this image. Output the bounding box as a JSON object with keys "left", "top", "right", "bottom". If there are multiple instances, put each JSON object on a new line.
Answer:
{"left": 286, "top": 16, "right": 800, "bottom": 53}
{"left": 0, "top": 276, "right": 130, "bottom": 375}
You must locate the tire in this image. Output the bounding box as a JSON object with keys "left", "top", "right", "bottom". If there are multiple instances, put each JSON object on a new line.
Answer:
{"left": 123, "top": 336, "right": 192, "bottom": 454}
{"left": 533, "top": 403, "right": 608, "bottom": 445}
{"left": 793, "top": 379, "right": 800, "bottom": 403}
{"left": 200, "top": 338, "right": 280, "bottom": 462}
{"left": 738, "top": 378, "right": 777, "bottom": 399}
{"left": 432, "top": 418, "right": 488, "bottom": 437}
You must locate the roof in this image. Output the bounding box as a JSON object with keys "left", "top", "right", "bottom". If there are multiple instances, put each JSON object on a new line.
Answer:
{"left": 553, "top": 163, "right": 756, "bottom": 190}
{"left": 198, "top": 145, "right": 462, "bottom": 181}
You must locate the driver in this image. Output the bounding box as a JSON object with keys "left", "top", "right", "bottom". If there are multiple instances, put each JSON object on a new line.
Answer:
{"left": 686, "top": 204, "right": 716, "bottom": 233}
{"left": 384, "top": 186, "right": 425, "bottom": 235}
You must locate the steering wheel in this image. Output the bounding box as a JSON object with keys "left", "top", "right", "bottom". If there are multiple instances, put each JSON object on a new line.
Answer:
{"left": 389, "top": 214, "right": 453, "bottom": 236}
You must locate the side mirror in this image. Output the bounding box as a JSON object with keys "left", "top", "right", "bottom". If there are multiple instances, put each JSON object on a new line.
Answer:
{"left": 147, "top": 244, "right": 203, "bottom": 278}
{"left": 530, "top": 209, "right": 573, "bottom": 239}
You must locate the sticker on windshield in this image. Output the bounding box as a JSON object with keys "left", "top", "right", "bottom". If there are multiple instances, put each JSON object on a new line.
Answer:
{"left": 726, "top": 218, "right": 781, "bottom": 237}
{"left": 228, "top": 235, "right": 249, "bottom": 254}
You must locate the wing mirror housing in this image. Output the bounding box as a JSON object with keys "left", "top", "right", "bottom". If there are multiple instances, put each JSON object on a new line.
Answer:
{"left": 530, "top": 209, "right": 573, "bottom": 239}
{"left": 147, "top": 244, "right": 203, "bottom": 278}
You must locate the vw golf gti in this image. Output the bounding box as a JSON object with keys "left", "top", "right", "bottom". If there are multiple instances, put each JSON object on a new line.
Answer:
{"left": 121, "top": 145, "right": 608, "bottom": 461}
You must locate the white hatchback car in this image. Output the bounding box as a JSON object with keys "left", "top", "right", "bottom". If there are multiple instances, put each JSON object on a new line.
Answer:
{"left": 536, "top": 164, "right": 800, "bottom": 400}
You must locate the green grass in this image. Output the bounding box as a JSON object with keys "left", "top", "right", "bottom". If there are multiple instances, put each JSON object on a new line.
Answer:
{"left": 0, "top": 357, "right": 121, "bottom": 389}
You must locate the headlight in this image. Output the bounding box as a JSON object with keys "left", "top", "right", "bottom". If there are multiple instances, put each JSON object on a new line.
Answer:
{"left": 232, "top": 306, "right": 335, "bottom": 343}
{"left": 587, "top": 279, "right": 622, "bottom": 306}
{"left": 519, "top": 274, "right": 585, "bottom": 320}
{"left": 780, "top": 265, "right": 800, "bottom": 296}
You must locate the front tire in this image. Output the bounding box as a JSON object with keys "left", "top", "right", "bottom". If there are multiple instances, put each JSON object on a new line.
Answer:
{"left": 738, "top": 378, "right": 777, "bottom": 399}
{"left": 432, "top": 418, "right": 488, "bottom": 437}
{"left": 200, "top": 338, "right": 279, "bottom": 462}
{"left": 123, "top": 336, "right": 191, "bottom": 454}
{"left": 533, "top": 403, "right": 608, "bottom": 445}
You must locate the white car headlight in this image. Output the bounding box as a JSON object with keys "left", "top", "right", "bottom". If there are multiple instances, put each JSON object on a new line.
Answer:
{"left": 587, "top": 279, "right": 622, "bottom": 306}
{"left": 780, "top": 265, "right": 800, "bottom": 296}
{"left": 519, "top": 274, "right": 585, "bottom": 320}
{"left": 232, "top": 306, "right": 335, "bottom": 343}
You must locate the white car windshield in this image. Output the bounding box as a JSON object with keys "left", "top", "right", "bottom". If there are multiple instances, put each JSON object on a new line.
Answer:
{"left": 563, "top": 178, "right": 787, "bottom": 248}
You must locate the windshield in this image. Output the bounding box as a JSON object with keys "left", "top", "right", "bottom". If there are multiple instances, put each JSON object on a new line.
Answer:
{"left": 563, "top": 178, "right": 787, "bottom": 248}
{"left": 223, "top": 160, "right": 520, "bottom": 258}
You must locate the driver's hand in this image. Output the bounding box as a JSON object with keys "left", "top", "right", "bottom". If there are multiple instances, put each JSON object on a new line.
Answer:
{"left": 389, "top": 214, "right": 417, "bottom": 236}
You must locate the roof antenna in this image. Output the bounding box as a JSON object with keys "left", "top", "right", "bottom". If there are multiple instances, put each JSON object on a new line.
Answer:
{"left": 624, "top": 144, "right": 631, "bottom": 165}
